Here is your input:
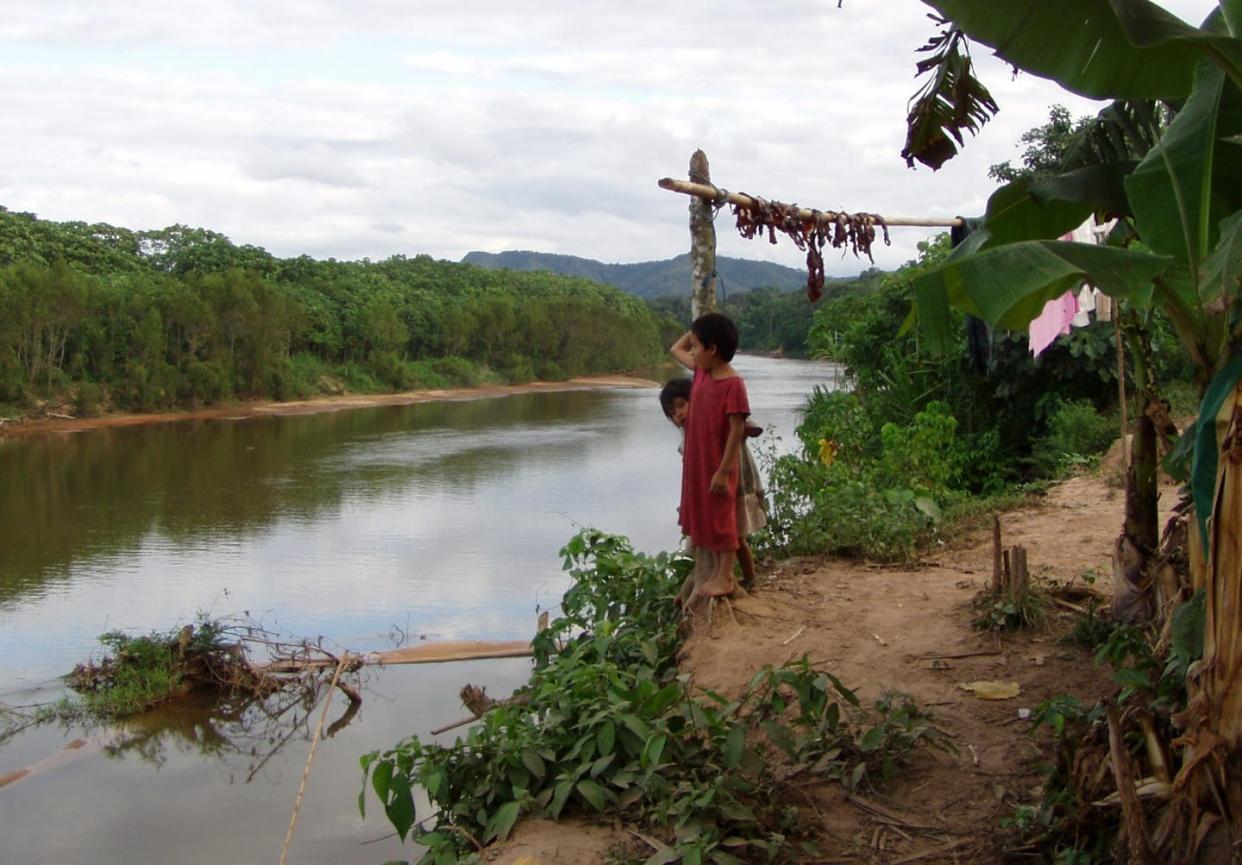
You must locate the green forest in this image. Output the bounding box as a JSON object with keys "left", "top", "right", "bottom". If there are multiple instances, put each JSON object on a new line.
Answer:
{"left": 0, "top": 207, "right": 668, "bottom": 415}
{"left": 0, "top": 204, "right": 853, "bottom": 419}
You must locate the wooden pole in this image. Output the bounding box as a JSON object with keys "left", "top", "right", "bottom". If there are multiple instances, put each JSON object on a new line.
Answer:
{"left": 688, "top": 151, "right": 718, "bottom": 319}
{"left": 659, "top": 176, "right": 964, "bottom": 229}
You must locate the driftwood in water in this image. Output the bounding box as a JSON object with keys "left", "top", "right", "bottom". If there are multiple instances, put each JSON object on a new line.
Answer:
{"left": 430, "top": 684, "right": 532, "bottom": 736}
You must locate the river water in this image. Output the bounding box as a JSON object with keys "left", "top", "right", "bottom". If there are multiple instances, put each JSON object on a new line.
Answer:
{"left": 0, "top": 356, "right": 838, "bottom": 865}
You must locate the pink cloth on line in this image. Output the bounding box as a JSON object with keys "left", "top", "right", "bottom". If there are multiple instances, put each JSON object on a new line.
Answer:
{"left": 1029, "top": 291, "right": 1078, "bottom": 357}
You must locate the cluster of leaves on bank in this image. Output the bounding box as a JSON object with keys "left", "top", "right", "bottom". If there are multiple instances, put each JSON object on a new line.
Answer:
{"left": 0, "top": 209, "right": 664, "bottom": 413}
{"left": 748, "top": 231, "right": 1161, "bottom": 563}
{"left": 360, "top": 530, "right": 946, "bottom": 865}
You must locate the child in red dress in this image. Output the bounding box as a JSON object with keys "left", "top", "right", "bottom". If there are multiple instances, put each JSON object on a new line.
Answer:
{"left": 659, "top": 377, "right": 767, "bottom": 591}
{"left": 669, "top": 312, "right": 751, "bottom": 607}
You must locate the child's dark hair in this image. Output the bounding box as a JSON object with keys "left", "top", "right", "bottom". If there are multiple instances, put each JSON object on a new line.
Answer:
{"left": 659, "top": 377, "right": 692, "bottom": 417}
{"left": 690, "top": 312, "right": 739, "bottom": 361}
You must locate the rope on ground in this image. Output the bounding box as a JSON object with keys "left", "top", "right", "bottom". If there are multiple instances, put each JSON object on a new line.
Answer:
{"left": 277, "top": 651, "right": 350, "bottom": 865}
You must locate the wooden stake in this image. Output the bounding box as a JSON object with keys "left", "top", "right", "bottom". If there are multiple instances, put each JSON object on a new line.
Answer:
{"left": 991, "top": 515, "right": 1002, "bottom": 596}
{"left": 659, "top": 176, "right": 964, "bottom": 228}
{"left": 688, "top": 151, "right": 718, "bottom": 319}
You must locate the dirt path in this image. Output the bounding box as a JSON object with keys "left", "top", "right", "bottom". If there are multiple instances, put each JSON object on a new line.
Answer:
{"left": 0, "top": 374, "right": 657, "bottom": 439}
{"left": 485, "top": 472, "right": 1129, "bottom": 864}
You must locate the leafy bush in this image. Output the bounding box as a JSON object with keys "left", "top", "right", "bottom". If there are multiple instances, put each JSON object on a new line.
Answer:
{"left": 1030, "top": 399, "right": 1118, "bottom": 477}
{"left": 360, "top": 530, "right": 946, "bottom": 864}
{"left": 72, "top": 381, "right": 106, "bottom": 417}
{"left": 431, "top": 356, "right": 482, "bottom": 387}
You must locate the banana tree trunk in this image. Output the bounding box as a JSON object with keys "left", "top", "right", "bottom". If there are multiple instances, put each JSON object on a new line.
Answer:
{"left": 1198, "top": 383, "right": 1242, "bottom": 746}
{"left": 1113, "top": 400, "right": 1160, "bottom": 624}
{"left": 1174, "top": 382, "right": 1242, "bottom": 859}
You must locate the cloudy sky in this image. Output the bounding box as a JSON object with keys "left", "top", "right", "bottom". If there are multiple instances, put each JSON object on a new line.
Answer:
{"left": 0, "top": 1, "right": 1218, "bottom": 276}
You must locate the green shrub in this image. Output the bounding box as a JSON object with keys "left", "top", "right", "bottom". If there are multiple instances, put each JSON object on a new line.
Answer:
{"left": 368, "top": 351, "right": 414, "bottom": 390}
{"left": 497, "top": 352, "right": 535, "bottom": 384}
{"left": 359, "top": 531, "right": 947, "bottom": 864}
{"left": 1030, "top": 399, "right": 1118, "bottom": 477}
{"left": 431, "top": 356, "right": 482, "bottom": 387}
{"left": 873, "top": 400, "right": 959, "bottom": 494}
{"left": 72, "top": 381, "right": 106, "bottom": 417}
{"left": 535, "top": 360, "right": 568, "bottom": 381}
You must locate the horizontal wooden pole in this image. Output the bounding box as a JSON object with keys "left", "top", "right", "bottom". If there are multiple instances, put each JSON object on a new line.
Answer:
{"left": 657, "top": 177, "right": 963, "bottom": 229}
{"left": 372, "top": 640, "right": 534, "bottom": 666}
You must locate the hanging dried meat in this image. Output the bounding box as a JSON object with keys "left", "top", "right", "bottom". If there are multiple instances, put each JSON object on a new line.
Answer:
{"left": 731, "top": 196, "right": 890, "bottom": 302}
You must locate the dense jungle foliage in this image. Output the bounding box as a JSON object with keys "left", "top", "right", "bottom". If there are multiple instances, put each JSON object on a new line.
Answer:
{"left": 0, "top": 207, "right": 665, "bottom": 414}
{"left": 751, "top": 232, "right": 1194, "bottom": 563}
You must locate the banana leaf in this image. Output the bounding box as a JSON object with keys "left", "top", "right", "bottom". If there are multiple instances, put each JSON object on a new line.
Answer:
{"left": 1125, "top": 60, "right": 1242, "bottom": 275}
{"left": 981, "top": 163, "right": 1135, "bottom": 249}
{"left": 924, "top": 0, "right": 1242, "bottom": 99}
{"left": 912, "top": 242, "right": 1170, "bottom": 354}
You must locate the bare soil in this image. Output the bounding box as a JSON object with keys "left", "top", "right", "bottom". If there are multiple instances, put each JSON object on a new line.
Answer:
{"left": 0, "top": 375, "right": 657, "bottom": 439}
{"left": 484, "top": 471, "right": 1137, "bottom": 864}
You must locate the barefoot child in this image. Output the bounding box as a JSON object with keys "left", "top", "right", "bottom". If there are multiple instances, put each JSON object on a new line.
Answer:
{"left": 668, "top": 312, "right": 752, "bottom": 607}
{"left": 659, "top": 377, "right": 767, "bottom": 590}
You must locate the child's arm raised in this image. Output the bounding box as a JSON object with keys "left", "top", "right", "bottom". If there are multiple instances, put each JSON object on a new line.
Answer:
{"left": 670, "top": 331, "right": 695, "bottom": 371}
{"left": 710, "top": 414, "right": 745, "bottom": 496}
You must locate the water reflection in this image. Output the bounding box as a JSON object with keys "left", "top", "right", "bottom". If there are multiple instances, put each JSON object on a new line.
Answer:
{"left": 0, "top": 357, "right": 842, "bottom": 865}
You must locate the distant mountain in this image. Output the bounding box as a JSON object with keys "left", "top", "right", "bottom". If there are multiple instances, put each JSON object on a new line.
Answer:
{"left": 460, "top": 250, "right": 809, "bottom": 298}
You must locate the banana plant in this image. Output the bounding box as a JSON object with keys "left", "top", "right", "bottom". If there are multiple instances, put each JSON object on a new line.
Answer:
{"left": 901, "top": 1, "right": 1242, "bottom": 856}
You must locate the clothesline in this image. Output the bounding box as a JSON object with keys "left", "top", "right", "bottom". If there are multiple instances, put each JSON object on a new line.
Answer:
{"left": 657, "top": 177, "right": 964, "bottom": 229}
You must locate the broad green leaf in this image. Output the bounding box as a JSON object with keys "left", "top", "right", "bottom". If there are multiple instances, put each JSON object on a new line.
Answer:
{"left": 597, "top": 721, "right": 616, "bottom": 756}
{"left": 643, "top": 847, "right": 679, "bottom": 865}
{"left": 644, "top": 733, "right": 667, "bottom": 768}
{"left": 1114, "top": 667, "right": 1153, "bottom": 690}
{"left": 589, "top": 753, "right": 616, "bottom": 778}
{"left": 1126, "top": 61, "right": 1242, "bottom": 271}
{"left": 1192, "top": 353, "right": 1242, "bottom": 545}
{"left": 926, "top": 0, "right": 1231, "bottom": 99}
{"left": 912, "top": 241, "right": 1171, "bottom": 353}
{"left": 981, "top": 171, "right": 1110, "bottom": 249}
{"left": 371, "top": 759, "right": 393, "bottom": 801}
{"left": 643, "top": 850, "right": 679, "bottom": 865}
{"left": 549, "top": 780, "right": 574, "bottom": 819}
{"left": 1201, "top": 210, "right": 1242, "bottom": 306}
{"left": 576, "top": 778, "right": 612, "bottom": 812}
{"left": 1170, "top": 588, "right": 1207, "bottom": 668}
{"left": 384, "top": 772, "right": 416, "bottom": 841}
{"left": 484, "top": 800, "right": 521, "bottom": 843}
{"left": 520, "top": 748, "right": 546, "bottom": 781}
{"left": 619, "top": 713, "right": 651, "bottom": 741}
{"left": 722, "top": 725, "right": 745, "bottom": 770}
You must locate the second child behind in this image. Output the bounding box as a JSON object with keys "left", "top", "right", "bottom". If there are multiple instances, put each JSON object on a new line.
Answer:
{"left": 669, "top": 312, "right": 751, "bottom": 608}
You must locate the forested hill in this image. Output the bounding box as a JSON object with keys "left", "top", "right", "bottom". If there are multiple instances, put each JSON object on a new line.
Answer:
{"left": 0, "top": 207, "right": 667, "bottom": 415}
{"left": 461, "top": 250, "right": 807, "bottom": 298}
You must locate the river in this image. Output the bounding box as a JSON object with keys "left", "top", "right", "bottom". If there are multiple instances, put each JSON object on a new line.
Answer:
{"left": 0, "top": 355, "right": 839, "bottom": 864}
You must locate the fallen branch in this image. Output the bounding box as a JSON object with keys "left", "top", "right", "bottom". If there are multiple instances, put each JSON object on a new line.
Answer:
{"left": 278, "top": 652, "right": 350, "bottom": 865}
{"left": 887, "top": 838, "right": 972, "bottom": 865}
{"left": 846, "top": 793, "right": 942, "bottom": 831}
{"left": 913, "top": 650, "right": 1001, "bottom": 662}
{"left": 782, "top": 626, "right": 806, "bottom": 646}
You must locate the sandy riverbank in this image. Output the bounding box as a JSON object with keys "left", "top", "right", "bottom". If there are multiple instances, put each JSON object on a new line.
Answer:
{"left": 0, "top": 374, "right": 659, "bottom": 439}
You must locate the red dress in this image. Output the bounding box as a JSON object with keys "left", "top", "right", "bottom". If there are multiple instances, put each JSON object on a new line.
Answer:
{"left": 679, "top": 368, "right": 750, "bottom": 552}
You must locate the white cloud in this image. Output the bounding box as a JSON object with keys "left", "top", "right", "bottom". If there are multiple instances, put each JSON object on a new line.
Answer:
{"left": 0, "top": 0, "right": 1222, "bottom": 274}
